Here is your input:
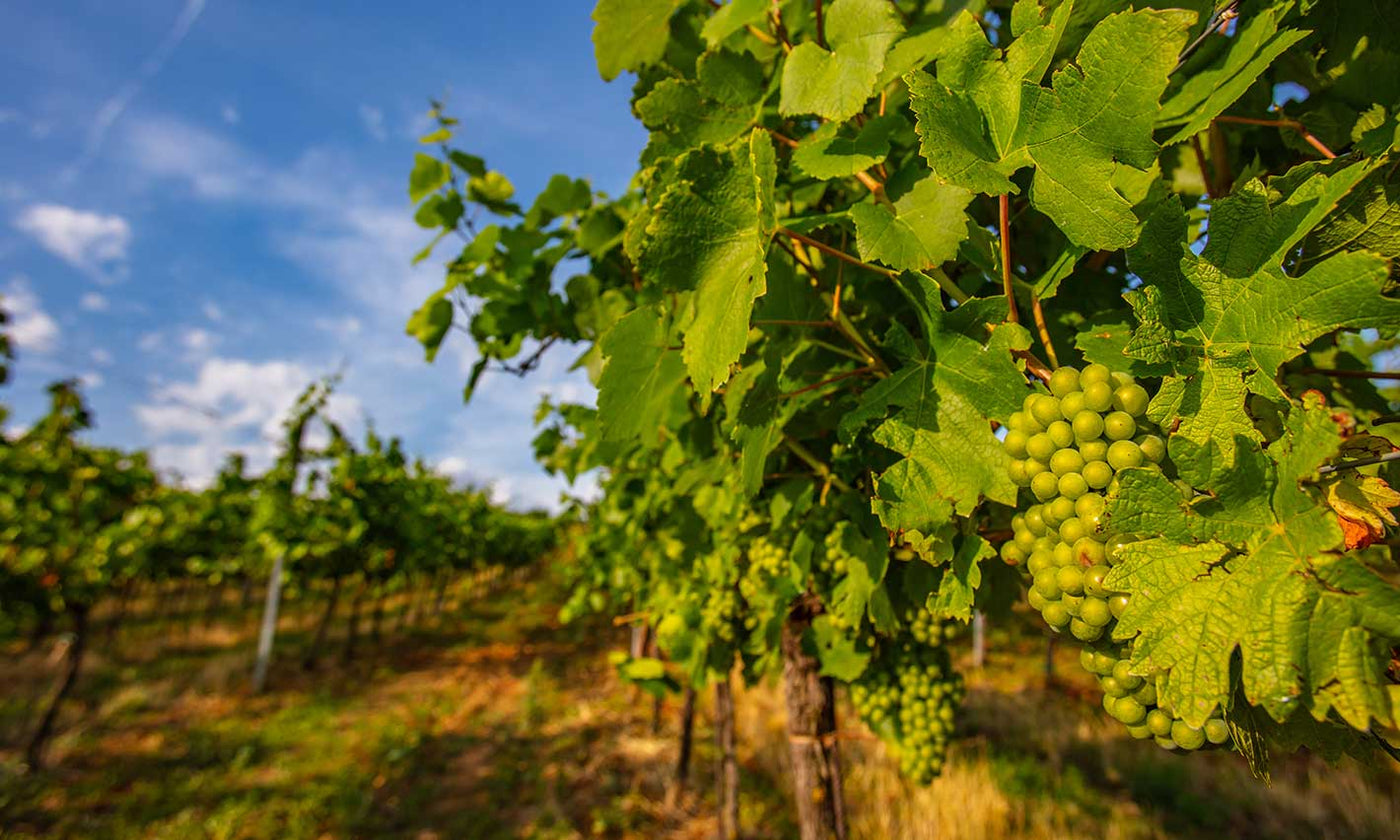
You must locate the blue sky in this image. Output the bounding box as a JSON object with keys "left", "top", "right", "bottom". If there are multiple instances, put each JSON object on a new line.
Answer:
{"left": 0, "top": 0, "right": 645, "bottom": 509}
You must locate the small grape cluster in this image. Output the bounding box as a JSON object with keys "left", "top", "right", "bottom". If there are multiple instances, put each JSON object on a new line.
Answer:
{"left": 851, "top": 638, "right": 964, "bottom": 784}
{"left": 698, "top": 556, "right": 742, "bottom": 643}
{"left": 905, "top": 606, "right": 957, "bottom": 647}
{"left": 1000, "top": 364, "right": 1164, "bottom": 644}
{"left": 818, "top": 532, "right": 851, "bottom": 579}
{"left": 1081, "top": 644, "right": 1231, "bottom": 751}
{"left": 739, "top": 536, "right": 787, "bottom": 630}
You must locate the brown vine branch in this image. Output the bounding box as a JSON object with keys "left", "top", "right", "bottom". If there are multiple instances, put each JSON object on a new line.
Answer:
{"left": 1173, "top": 0, "right": 1240, "bottom": 73}
{"left": 814, "top": 0, "right": 826, "bottom": 48}
{"left": 780, "top": 366, "right": 875, "bottom": 399}
{"left": 1300, "top": 368, "right": 1400, "bottom": 380}
{"left": 1214, "top": 115, "right": 1337, "bottom": 159}
{"left": 767, "top": 128, "right": 800, "bottom": 149}
{"left": 780, "top": 228, "right": 898, "bottom": 278}
{"left": 754, "top": 318, "right": 835, "bottom": 328}
{"left": 1030, "top": 295, "right": 1059, "bottom": 369}
{"left": 999, "top": 194, "right": 1018, "bottom": 323}
{"left": 1317, "top": 451, "right": 1400, "bottom": 475}
{"left": 1013, "top": 350, "right": 1054, "bottom": 384}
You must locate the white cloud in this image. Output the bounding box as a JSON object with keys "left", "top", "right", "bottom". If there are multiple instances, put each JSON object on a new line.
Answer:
{"left": 3, "top": 276, "right": 60, "bottom": 354}
{"left": 358, "top": 104, "right": 387, "bottom": 142}
{"left": 314, "top": 315, "right": 362, "bottom": 338}
{"left": 181, "top": 327, "right": 216, "bottom": 353}
{"left": 202, "top": 301, "right": 223, "bottom": 322}
{"left": 138, "top": 331, "right": 162, "bottom": 352}
{"left": 136, "top": 356, "right": 361, "bottom": 485}
{"left": 15, "top": 204, "right": 131, "bottom": 281}
{"left": 91, "top": 348, "right": 114, "bottom": 365}
{"left": 79, "top": 371, "right": 104, "bottom": 389}
{"left": 220, "top": 104, "right": 240, "bottom": 125}
{"left": 80, "top": 291, "right": 109, "bottom": 311}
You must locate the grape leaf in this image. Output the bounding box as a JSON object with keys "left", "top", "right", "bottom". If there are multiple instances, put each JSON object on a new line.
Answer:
{"left": 633, "top": 131, "right": 776, "bottom": 400}
{"left": 1107, "top": 403, "right": 1400, "bottom": 731}
{"left": 597, "top": 305, "right": 688, "bottom": 444}
{"left": 779, "top": 0, "right": 904, "bottom": 122}
{"left": 1125, "top": 160, "right": 1400, "bottom": 470}
{"left": 850, "top": 177, "right": 974, "bottom": 272}
{"left": 1158, "top": 3, "right": 1311, "bottom": 145}
{"left": 408, "top": 153, "right": 449, "bottom": 203}
{"left": 909, "top": 7, "right": 1192, "bottom": 249}
{"left": 591, "top": 0, "right": 682, "bottom": 81}
{"left": 636, "top": 51, "right": 766, "bottom": 153}
{"left": 791, "top": 115, "right": 904, "bottom": 179}
{"left": 811, "top": 613, "right": 871, "bottom": 680}
{"left": 701, "top": 0, "right": 768, "bottom": 48}
{"left": 851, "top": 289, "right": 1029, "bottom": 549}
{"left": 1298, "top": 154, "right": 1400, "bottom": 276}
{"left": 926, "top": 534, "right": 993, "bottom": 621}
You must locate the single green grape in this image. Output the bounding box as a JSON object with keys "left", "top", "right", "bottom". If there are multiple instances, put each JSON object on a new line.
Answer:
{"left": 1024, "top": 506, "right": 1047, "bottom": 535}
{"left": 1137, "top": 434, "right": 1166, "bottom": 463}
{"left": 1082, "top": 460, "right": 1113, "bottom": 489}
{"left": 1031, "top": 395, "right": 1062, "bottom": 428}
{"left": 1079, "top": 439, "right": 1109, "bottom": 462}
{"left": 1082, "top": 564, "right": 1110, "bottom": 596}
{"left": 1057, "top": 472, "right": 1089, "bottom": 500}
{"left": 1070, "top": 618, "right": 1102, "bottom": 642}
{"left": 1072, "top": 410, "right": 1105, "bottom": 441}
{"left": 1080, "top": 363, "right": 1112, "bottom": 386}
{"left": 1026, "top": 433, "right": 1056, "bottom": 462}
{"left": 1080, "top": 597, "right": 1113, "bottom": 627}
{"left": 1055, "top": 565, "right": 1085, "bottom": 596}
{"left": 1204, "top": 718, "right": 1231, "bottom": 745}
{"left": 1033, "top": 570, "right": 1062, "bottom": 600}
{"left": 1003, "top": 429, "right": 1029, "bottom": 458}
{"left": 1104, "top": 411, "right": 1136, "bottom": 441}
{"left": 1082, "top": 381, "right": 1114, "bottom": 412}
{"left": 1058, "top": 517, "right": 1088, "bottom": 544}
{"left": 1059, "top": 391, "right": 1086, "bottom": 420}
{"left": 1112, "top": 697, "right": 1147, "bottom": 726}
{"left": 1171, "top": 721, "right": 1206, "bottom": 751}
{"left": 1043, "top": 602, "right": 1071, "bottom": 629}
{"left": 1024, "top": 458, "right": 1049, "bottom": 479}
{"left": 1047, "top": 496, "right": 1076, "bottom": 524}
{"left": 1031, "top": 472, "right": 1060, "bottom": 501}
{"left": 1113, "top": 383, "right": 1150, "bottom": 417}
{"left": 1106, "top": 439, "right": 1144, "bottom": 470}
{"left": 1046, "top": 420, "right": 1075, "bottom": 449}
{"left": 1049, "top": 367, "right": 1081, "bottom": 397}
{"left": 1074, "top": 493, "right": 1105, "bottom": 519}
{"left": 1108, "top": 593, "right": 1130, "bottom": 618}
{"left": 1146, "top": 709, "right": 1174, "bottom": 737}
{"left": 1049, "top": 449, "right": 1085, "bottom": 476}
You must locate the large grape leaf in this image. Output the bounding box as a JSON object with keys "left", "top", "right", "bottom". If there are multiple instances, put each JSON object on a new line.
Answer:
{"left": 849, "top": 287, "right": 1029, "bottom": 550}
{"left": 1157, "top": 2, "right": 1311, "bottom": 145}
{"left": 779, "top": 0, "right": 904, "bottom": 122}
{"left": 1124, "top": 158, "right": 1400, "bottom": 471}
{"left": 850, "top": 177, "right": 974, "bottom": 272}
{"left": 908, "top": 5, "right": 1191, "bottom": 249}
{"left": 791, "top": 114, "right": 904, "bottom": 179}
{"left": 636, "top": 51, "right": 767, "bottom": 154}
{"left": 633, "top": 131, "right": 777, "bottom": 399}
{"left": 1106, "top": 404, "right": 1400, "bottom": 731}
{"left": 591, "top": 0, "right": 682, "bottom": 81}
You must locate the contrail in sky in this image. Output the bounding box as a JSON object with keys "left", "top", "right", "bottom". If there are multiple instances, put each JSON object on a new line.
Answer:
{"left": 62, "top": 0, "right": 208, "bottom": 182}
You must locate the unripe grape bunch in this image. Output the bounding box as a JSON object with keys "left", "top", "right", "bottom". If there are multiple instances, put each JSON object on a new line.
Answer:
{"left": 850, "top": 626, "right": 965, "bottom": 784}
{"left": 1000, "top": 364, "right": 1231, "bottom": 753}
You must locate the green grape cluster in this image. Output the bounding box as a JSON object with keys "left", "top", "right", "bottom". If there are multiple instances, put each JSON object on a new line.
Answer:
{"left": 698, "top": 554, "right": 742, "bottom": 643}
{"left": 1081, "top": 644, "right": 1232, "bottom": 751}
{"left": 905, "top": 606, "right": 957, "bottom": 646}
{"left": 1000, "top": 364, "right": 1164, "bottom": 644}
{"left": 818, "top": 532, "right": 852, "bottom": 579}
{"left": 739, "top": 536, "right": 787, "bottom": 630}
{"left": 851, "top": 640, "right": 964, "bottom": 784}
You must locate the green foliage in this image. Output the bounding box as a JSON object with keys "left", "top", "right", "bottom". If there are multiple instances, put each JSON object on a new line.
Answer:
{"left": 407, "top": 0, "right": 1400, "bottom": 782}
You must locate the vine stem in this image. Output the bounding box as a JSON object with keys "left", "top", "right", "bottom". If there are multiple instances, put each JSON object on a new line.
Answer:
{"left": 1173, "top": 0, "right": 1240, "bottom": 73}
{"left": 1300, "top": 368, "right": 1400, "bottom": 380}
{"left": 999, "top": 194, "right": 1018, "bottom": 324}
{"left": 780, "top": 366, "right": 875, "bottom": 399}
{"left": 1318, "top": 451, "right": 1400, "bottom": 475}
{"left": 920, "top": 267, "right": 970, "bottom": 304}
{"left": 780, "top": 228, "right": 897, "bottom": 278}
{"left": 783, "top": 436, "right": 853, "bottom": 494}
{"left": 773, "top": 236, "right": 890, "bottom": 376}
{"left": 814, "top": 0, "right": 826, "bottom": 48}
{"left": 1013, "top": 350, "right": 1053, "bottom": 384}
{"left": 1030, "top": 295, "right": 1059, "bottom": 368}
{"left": 1215, "top": 115, "right": 1337, "bottom": 159}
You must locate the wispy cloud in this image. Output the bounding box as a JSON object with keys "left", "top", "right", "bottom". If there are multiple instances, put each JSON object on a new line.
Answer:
{"left": 63, "top": 0, "right": 208, "bottom": 181}
{"left": 80, "top": 291, "right": 110, "bottom": 311}
{"left": 14, "top": 204, "right": 131, "bottom": 282}
{"left": 2, "top": 275, "right": 61, "bottom": 354}
{"left": 359, "top": 104, "right": 387, "bottom": 142}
